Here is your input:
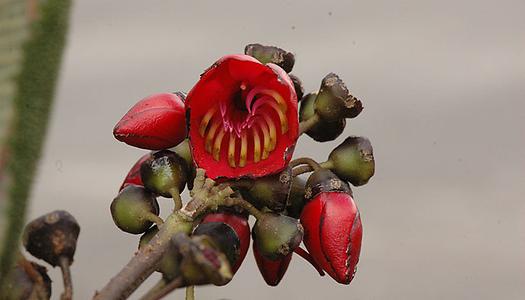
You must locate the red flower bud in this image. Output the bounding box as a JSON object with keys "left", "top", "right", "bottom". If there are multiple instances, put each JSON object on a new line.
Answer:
{"left": 113, "top": 93, "right": 187, "bottom": 150}
{"left": 119, "top": 153, "right": 151, "bottom": 191}
{"left": 186, "top": 54, "right": 299, "bottom": 179}
{"left": 253, "top": 243, "right": 292, "bottom": 286}
{"left": 201, "top": 212, "right": 250, "bottom": 273}
{"left": 300, "top": 192, "right": 363, "bottom": 284}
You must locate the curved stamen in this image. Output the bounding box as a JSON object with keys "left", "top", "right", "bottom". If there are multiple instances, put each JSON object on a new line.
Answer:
{"left": 251, "top": 96, "right": 288, "bottom": 134}
{"left": 252, "top": 127, "right": 261, "bottom": 163}
{"left": 199, "top": 106, "right": 218, "bottom": 137}
{"left": 262, "top": 114, "right": 277, "bottom": 151}
{"left": 228, "top": 132, "right": 236, "bottom": 167}
{"left": 213, "top": 127, "right": 226, "bottom": 161}
{"left": 239, "top": 131, "right": 248, "bottom": 167}
{"left": 205, "top": 118, "right": 221, "bottom": 153}
{"left": 257, "top": 119, "right": 271, "bottom": 160}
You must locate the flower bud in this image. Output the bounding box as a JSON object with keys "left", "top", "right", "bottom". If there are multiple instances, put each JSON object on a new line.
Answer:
{"left": 201, "top": 212, "right": 250, "bottom": 273}
{"left": 239, "top": 166, "right": 293, "bottom": 212}
{"left": 139, "top": 226, "right": 179, "bottom": 280}
{"left": 171, "top": 139, "right": 196, "bottom": 190}
{"left": 300, "top": 191, "right": 362, "bottom": 284}
{"left": 113, "top": 93, "right": 187, "bottom": 150}
{"left": 4, "top": 258, "right": 52, "bottom": 299}
{"left": 327, "top": 136, "right": 375, "bottom": 186}
{"left": 305, "top": 169, "right": 352, "bottom": 200}
{"left": 23, "top": 210, "right": 80, "bottom": 267}
{"left": 300, "top": 92, "right": 346, "bottom": 142}
{"left": 193, "top": 222, "right": 240, "bottom": 270}
{"left": 285, "top": 176, "right": 307, "bottom": 219}
{"left": 244, "top": 43, "right": 295, "bottom": 73}
{"left": 172, "top": 233, "right": 232, "bottom": 286}
{"left": 110, "top": 185, "right": 159, "bottom": 234}
{"left": 314, "top": 73, "right": 363, "bottom": 120}
{"left": 253, "top": 244, "right": 292, "bottom": 286}
{"left": 140, "top": 150, "right": 188, "bottom": 197}
{"left": 289, "top": 74, "right": 304, "bottom": 100}
{"left": 252, "top": 213, "right": 303, "bottom": 260}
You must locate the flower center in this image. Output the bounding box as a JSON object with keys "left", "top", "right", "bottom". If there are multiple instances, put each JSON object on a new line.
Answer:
{"left": 198, "top": 83, "right": 288, "bottom": 168}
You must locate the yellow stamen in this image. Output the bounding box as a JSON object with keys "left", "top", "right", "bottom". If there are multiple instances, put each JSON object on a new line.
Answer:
{"left": 260, "top": 89, "right": 285, "bottom": 107}
{"left": 239, "top": 132, "right": 247, "bottom": 167}
{"left": 213, "top": 128, "right": 226, "bottom": 161}
{"left": 258, "top": 121, "right": 271, "bottom": 160}
{"left": 253, "top": 127, "right": 261, "bottom": 163}
{"left": 199, "top": 106, "right": 218, "bottom": 137}
{"left": 267, "top": 100, "right": 288, "bottom": 134}
{"left": 263, "top": 115, "right": 277, "bottom": 151}
{"left": 205, "top": 118, "right": 221, "bottom": 153}
{"left": 228, "top": 132, "right": 236, "bottom": 167}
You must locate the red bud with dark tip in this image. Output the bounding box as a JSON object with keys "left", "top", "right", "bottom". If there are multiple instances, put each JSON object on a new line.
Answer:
{"left": 113, "top": 93, "right": 187, "bottom": 150}
{"left": 300, "top": 170, "right": 362, "bottom": 284}
{"left": 253, "top": 243, "right": 292, "bottom": 286}
{"left": 201, "top": 212, "right": 250, "bottom": 273}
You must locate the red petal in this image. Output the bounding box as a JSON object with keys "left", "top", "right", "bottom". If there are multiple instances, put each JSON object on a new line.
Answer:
{"left": 201, "top": 212, "right": 250, "bottom": 273}
{"left": 300, "top": 192, "right": 362, "bottom": 284}
{"left": 253, "top": 244, "right": 292, "bottom": 286}
{"left": 114, "top": 93, "right": 186, "bottom": 150}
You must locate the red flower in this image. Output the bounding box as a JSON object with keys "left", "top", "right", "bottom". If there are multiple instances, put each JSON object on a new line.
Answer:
{"left": 253, "top": 244, "right": 292, "bottom": 286}
{"left": 201, "top": 212, "right": 250, "bottom": 273}
{"left": 119, "top": 153, "right": 151, "bottom": 191}
{"left": 300, "top": 192, "right": 363, "bottom": 284}
{"left": 186, "top": 55, "right": 298, "bottom": 179}
{"left": 114, "top": 93, "right": 186, "bottom": 150}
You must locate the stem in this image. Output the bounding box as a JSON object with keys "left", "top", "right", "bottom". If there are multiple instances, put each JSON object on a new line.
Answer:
{"left": 93, "top": 212, "right": 193, "bottom": 300}
{"left": 299, "top": 113, "right": 320, "bottom": 135}
{"left": 59, "top": 256, "right": 73, "bottom": 300}
{"left": 170, "top": 187, "right": 182, "bottom": 211}
{"left": 144, "top": 213, "right": 164, "bottom": 226}
{"left": 291, "top": 165, "right": 313, "bottom": 177}
{"left": 148, "top": 277, "right": 184, "bottom": 300}
{"left": 185, "top": 286, "right": 195, "bottom": 300}
{"left": 221, "top": 197, "right": 264, "bottom": 220}
{"left": 139, "top": 279, "right": 167, "bottom": 300}
{"left": 289, "top": 157, "right": 322, "bottom": 170}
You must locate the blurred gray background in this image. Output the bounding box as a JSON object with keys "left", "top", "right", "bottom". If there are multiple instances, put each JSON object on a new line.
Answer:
{"left": 27, "top": 0, "right": 525, "bottom": 299}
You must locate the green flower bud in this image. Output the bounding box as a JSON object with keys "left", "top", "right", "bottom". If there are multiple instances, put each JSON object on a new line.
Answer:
{"left": 23, "top": 210, "right": 80, "bottom": 267}
{"left": 253, "top": 213, "right": 303, "bottom": 260}
{"left": 3, "top": 258, "right": 51, "bottom": 300}
{"left": 327, "top": 136, "right": 375, "bottom": 186}
{"left": 305, "top": 168, "right": 352, "bottom": 200}
{"left": 314, "top": 73, "right": 363, "bottom": 120}
{"left": 239, "top": 167, "right": 293, "bottom": 212}
{"left": 244, "top": 43, "right": 295, "bottom": 73}
{"left": 171, "top": 139, "right": 196, "bottom": 190}
{"left": 286, "top": 176, "right": 307, "bottom": 219}
{"left": 139, "top": 226, "right": 180, "bottom": 280}
{"left": 140, "top": 150, "right": 188, "bottom": 197}
{"left": 300, "top": 92, "right": 346, "bottom": 142}
{"left": 110, "top": 185, "right": 159, "bottom": 234}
